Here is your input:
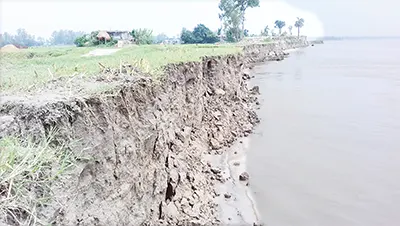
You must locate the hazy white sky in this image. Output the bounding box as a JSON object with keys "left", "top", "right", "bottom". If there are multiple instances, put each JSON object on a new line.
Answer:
{"left": 1, "top": 0, "right": 398, "bottom": 38}
{"left": 285, "top": 0, "right": 399, "bottom": 37}
{"left": 0, "top": 0, "right": 324, "bottom": 38}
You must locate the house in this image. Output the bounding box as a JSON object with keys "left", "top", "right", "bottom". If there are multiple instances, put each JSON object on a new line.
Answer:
{"left": 97, "top": 31, "right": 111, "bottom": 41}
{"left": 107, "top": 31, "right": 133, "bottom": 41}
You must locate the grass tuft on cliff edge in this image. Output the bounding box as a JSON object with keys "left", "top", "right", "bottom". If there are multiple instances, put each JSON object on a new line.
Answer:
{"left": 0, "top": 132, "right": 78, "bottom": 225}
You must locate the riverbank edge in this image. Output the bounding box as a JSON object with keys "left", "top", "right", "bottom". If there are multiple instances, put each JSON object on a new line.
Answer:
{"left": 0, "top": 38, "right": 308, "bottom": 225}
{"left": 212, "top": 46, "right": 305, "bottom": 226}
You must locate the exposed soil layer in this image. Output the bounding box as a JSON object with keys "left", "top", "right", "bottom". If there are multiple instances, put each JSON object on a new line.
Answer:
{"left": 0, "top": 39, "right": 308, "bottom": 225}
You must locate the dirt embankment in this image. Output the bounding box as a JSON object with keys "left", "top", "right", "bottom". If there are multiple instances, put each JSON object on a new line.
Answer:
{"left": 0, "top": 39, "right": 308, "bottom": 226}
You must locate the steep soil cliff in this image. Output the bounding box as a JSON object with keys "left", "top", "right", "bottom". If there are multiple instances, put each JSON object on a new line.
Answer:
{"left": 0, "top": 40, "right": 308, "bottom": 226}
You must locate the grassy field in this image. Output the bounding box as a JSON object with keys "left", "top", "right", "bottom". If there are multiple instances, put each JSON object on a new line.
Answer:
{"left": 0, "top": 44, "right": 241, "bottom": 92}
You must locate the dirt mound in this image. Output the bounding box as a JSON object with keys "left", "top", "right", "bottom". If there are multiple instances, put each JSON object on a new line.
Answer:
{"left": 0, "top": 44, "right": 20, "bottom": 53}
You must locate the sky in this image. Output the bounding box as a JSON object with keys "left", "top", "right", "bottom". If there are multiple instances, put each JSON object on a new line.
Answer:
{"left": 285, "top": 0, "right": 399, "bottom": 37}
{"left": 0, "top": 0, "right": 398, "bottom": 38}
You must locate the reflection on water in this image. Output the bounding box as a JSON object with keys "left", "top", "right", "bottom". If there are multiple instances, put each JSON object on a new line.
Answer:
{"left": 247, "top": 40, "right": 400, "bottom": 226}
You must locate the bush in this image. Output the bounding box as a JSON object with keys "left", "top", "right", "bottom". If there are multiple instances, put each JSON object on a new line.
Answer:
{"left": 0, "top": 133, "right": 77, "bottom": 224}
{"left": 74, "top": 36, "right": 87, "bottom": 47}
{"left": 181, "top": 28, "right": 196, "bottom": 44}
{"left": 74, "top": 31, "right": 117, "bottom": 47}
{"left": 131, "top": 29, "right": 154, "bottom": 45}
{"left": 105, "top": 39, "right": 118, "bottom": 47}
{"left": 181, "top": 24, "right": 219, "bottom": 44}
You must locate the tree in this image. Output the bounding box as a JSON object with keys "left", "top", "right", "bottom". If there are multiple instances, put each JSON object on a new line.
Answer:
{"left": 180, "top": 24, "right": 219, "bottom": 44}
{"left": 192, "top": 24, "right": 219, "bottom": 43}
{"left": 50, "top": 30, "right": 84, "bottom": 45}
{"left": 217, "top": 27, "right": 223, "bottom": 41}
{"left": 180, "top": 28, "right": 196, "bottom": 44}
{"left": 0, "top": 29, "right": 44, "bottom": 47}
{"left": 154, "top": 33, "right": 169, "bottom": 44}
{"left": 74, "top": 32, "right": 98, "bottom": 47}
{"left": 243, "top": 29, "right": 249, "bottom": 37}
{"left": 74, "top": 36, "right": 88, "bottom": 47}
{"left": 294, "top": 17, "right": 305, "bottom": 37}
{"left": 217, "top": 28, "right": 222, "bottom": 36}
{"left": 13, "top": 29, "right": 40, "bottom": 47}
{"left": 261, "top": 25, "right": 270, "bottom": 36}
{"left": 219, "top": 0, "right": 242, "bottom": 42}
{"left": 225, "top": 27, "right": 242, "bottom": 42}
{"left": 274, "top": 20, "right": 286, "bottom": 35}
{"left": 36, "top": 37, "right": 46, "bottom": 46}
{"left": 131, "top": 28, "right": 154, "bottom": 45}
{"left": 288, "top": 25, "right": 293, "bottom": 36}
{"left": 235, "top": 0, "right": 260, "bottom": 39}
{"left": 219, "top": 0, "right": 259, "bottom": 42}
{"left": 0, "top": 32, "right": 15, "bottom": 47}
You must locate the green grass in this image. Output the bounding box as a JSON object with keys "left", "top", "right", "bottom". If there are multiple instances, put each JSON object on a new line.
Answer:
{"left": 0, "top": 133, "right": 78, "bottom": 225}
{"left": 0, "top": 44, "right": 241, "bottom": 92}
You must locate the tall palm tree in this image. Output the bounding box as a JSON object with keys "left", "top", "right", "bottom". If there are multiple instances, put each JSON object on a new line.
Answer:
{"left": 274, "top": 20, "right": 286, "bottom": 35}
{"left": 294, "top": 17, "right": 305, "bottom": 37}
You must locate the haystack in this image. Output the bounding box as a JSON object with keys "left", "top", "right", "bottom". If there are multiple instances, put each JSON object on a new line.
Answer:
{"left": 97, "top": 31, "right": 111, "bottom": 41}
{"left": 0, "top": 44, "right": 20, "bottom": 53}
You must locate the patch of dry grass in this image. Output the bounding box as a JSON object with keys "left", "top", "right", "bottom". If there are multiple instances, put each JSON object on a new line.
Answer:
{"left": 0, "top": 132, "right": 78, "bottom": 225}
{"left": 0, "top": 44, "right": 241, "bottom": 92}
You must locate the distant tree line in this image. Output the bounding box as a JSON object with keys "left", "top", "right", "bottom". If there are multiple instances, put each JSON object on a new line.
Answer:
{"left": 50, "top": 30, "right": 85, "bottom": 45}
{"left": 131, "top": 29, "right": 179, "bottom": 45}
{"left": 0, "top": 29, "right": 43, "bottom": 47}
{"left": 260, "top": 17, "right": 305, "bottom": 37}
{"left": 0, "top": 29, "right": 86, "bottom": 47}
{"left": 1, "top": 3, "right": 306, "bottom": 48}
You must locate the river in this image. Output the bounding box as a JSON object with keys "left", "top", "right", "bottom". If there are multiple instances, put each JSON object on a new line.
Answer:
{"left": 247, "top": 40, "right": 400, "bottom": 226}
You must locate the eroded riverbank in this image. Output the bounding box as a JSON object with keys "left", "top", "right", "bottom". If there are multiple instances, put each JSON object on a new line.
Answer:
{"left": 0, "top": 38, "right": 308, "bottom": 225}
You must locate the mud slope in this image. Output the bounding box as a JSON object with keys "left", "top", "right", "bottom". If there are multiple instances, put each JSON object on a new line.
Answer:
{"left": 0, "top": 39, "right": 308, "bottom": 226}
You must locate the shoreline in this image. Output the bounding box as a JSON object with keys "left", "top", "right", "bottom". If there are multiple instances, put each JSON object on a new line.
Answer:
{"left": 209, "top": 136, "right": 262, "bottom": 225}
{"left": 213, "top": 46, "right": 304, "bottom": 225}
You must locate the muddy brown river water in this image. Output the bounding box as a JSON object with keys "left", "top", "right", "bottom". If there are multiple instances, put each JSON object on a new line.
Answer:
{"left": 247, "top": 40, "right": 400, "bottom": 226}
